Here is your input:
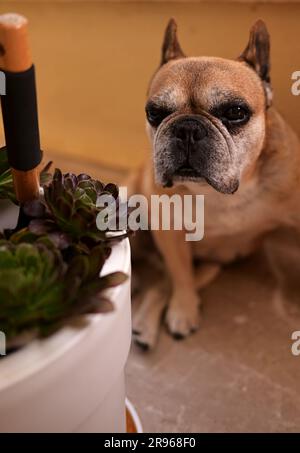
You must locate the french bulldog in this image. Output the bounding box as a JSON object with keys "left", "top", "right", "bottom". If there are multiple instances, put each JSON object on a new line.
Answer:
{"left": 131, "top": 18, "right": 300, "bottom": 349}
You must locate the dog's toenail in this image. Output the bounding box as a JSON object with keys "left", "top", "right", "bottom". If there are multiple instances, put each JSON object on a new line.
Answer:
{"left": 172, "top": 332, "right": 185, "bottom": 340}
{"left": 135, "top": 339, "right": 150, "bottom": 351}
{"left": 132, "top": 328, "right": 141, "bottom": 335}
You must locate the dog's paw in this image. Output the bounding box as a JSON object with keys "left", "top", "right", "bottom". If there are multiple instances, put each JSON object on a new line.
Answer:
{"left": 132, "top": 315, "right": 158, "bottom": 350}
{"left": 165, "top": 292, "right": 201, "bottom": 339}
{"left": 132, "top": 327, "right": 156, "bottom": 351}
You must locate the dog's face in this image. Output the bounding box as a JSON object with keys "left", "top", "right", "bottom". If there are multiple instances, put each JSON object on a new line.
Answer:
{"left": 146, "top": 19, "right": 272, "bottom": 194}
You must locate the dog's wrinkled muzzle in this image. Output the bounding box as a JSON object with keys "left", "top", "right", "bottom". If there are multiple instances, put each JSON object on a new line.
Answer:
{"left": 153, "top": 113, "right": 239, "bottom": 194}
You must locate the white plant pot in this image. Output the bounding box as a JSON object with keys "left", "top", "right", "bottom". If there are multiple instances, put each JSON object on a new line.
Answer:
{"left": 0, "top": 202, "right": 132, "bottom": 433}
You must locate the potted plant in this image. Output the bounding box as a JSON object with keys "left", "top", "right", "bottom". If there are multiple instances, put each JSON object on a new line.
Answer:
{"left": 0, "top": 13, "right": 133, "bottom": 433}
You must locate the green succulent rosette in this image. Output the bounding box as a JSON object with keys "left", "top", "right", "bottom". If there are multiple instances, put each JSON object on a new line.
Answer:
{"left": 20, "top": 168, "right": 129, "bottom": 251}
{"left": 0, "top": 240, "right": 127, "bottom": 346}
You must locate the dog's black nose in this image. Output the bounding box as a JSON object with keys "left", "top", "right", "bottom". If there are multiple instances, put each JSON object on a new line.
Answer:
{"left": 174, "top": 119, "right": 207, "bottom": 149}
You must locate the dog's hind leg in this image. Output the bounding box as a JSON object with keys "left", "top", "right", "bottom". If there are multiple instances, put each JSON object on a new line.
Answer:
{"left": 132, "top": 280, "right": 170, "bottom": 350}
{"left": 194, "top": 263, "right": 221, "bottom": 290}
{"left": 132, "top": 263, "right": 220, "bottom": 349}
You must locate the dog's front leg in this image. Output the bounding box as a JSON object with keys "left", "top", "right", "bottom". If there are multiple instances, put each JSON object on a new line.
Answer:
{"left": 152, "top": 229, "right": 201, "bottom": 338}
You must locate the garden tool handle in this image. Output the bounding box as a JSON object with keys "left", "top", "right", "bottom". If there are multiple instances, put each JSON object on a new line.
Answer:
{"left": 0, "top": 13, "right": 41, "bottom": 203}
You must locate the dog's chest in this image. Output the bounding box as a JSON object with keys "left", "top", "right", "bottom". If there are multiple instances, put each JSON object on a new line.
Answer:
{"left": 184, "top": 182, "right": 278, "bottom": 262}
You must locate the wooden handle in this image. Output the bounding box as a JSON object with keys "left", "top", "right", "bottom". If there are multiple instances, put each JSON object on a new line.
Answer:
{"left": 0, "top": 13, "right": 40, "bottom": 203}
{"left": 0, "top": 14, "right": 31, "bottom": 72}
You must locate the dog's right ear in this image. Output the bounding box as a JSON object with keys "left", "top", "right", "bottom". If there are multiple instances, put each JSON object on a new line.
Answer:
{"left": 160, "top": 18, "right": 186, "bottom": 66}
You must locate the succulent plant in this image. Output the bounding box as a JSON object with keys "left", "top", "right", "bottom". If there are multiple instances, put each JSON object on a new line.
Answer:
{"left": 0, "top": 239, "right": 127, "bottom": 346}
{"left": 22, "top": 169, "right": 128, "bottom": 251}
{"left": 0, "top": 146, "right": 52, "bottom": 204}
{"left": 0, "top": 164, "right": 129, "bottom": 349}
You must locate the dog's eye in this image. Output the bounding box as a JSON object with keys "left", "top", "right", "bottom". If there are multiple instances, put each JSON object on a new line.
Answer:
{"left": 222, "top": 106, "right": 249, "bottom": 124}
{"left": 211, "top": 101, "right": 252, "bottom": 131}
{"left": 146, "top": 105, "right": 171, "bottom": 127}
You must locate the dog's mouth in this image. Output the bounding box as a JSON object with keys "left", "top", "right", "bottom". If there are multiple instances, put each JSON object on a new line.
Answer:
{"left": 173, "top": 164, "right": 205, "bottom": 181}
{"left": 163, "top": 165, "right": 206, "bottom": 188}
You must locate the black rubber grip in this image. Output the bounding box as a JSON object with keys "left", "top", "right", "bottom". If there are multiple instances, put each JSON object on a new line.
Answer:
{"left": 0, "top": 65, "right": 41, "bottom": 171}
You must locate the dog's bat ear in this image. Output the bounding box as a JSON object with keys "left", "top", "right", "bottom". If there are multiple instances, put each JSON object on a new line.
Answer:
{"left": 160, "top": 18, "right": 186, "bottom": 66}
{"left": 239, "top": 20, "right": 270, "bottom": 81}
{"left": 238, "top": 20, "right": 272, "bottom": 107}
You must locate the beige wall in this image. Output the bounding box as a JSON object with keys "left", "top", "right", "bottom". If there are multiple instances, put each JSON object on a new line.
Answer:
{"left": 1, "top": 1, "right": 300, "bottom": 170}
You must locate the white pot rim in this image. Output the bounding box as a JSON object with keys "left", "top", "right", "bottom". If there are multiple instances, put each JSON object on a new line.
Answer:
{"left": 126, "top": 398, "right": 143, "bottom": 433}
{"left": 0, "top": 238, "right": 131, "bottom": 393}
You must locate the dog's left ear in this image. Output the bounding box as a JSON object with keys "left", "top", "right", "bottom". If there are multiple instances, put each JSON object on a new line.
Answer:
{"left": 238, "top": 20, "right": 272, "bottom": 107}
{"left": 161, "top": 18, "right": 186, "bottom": 66}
